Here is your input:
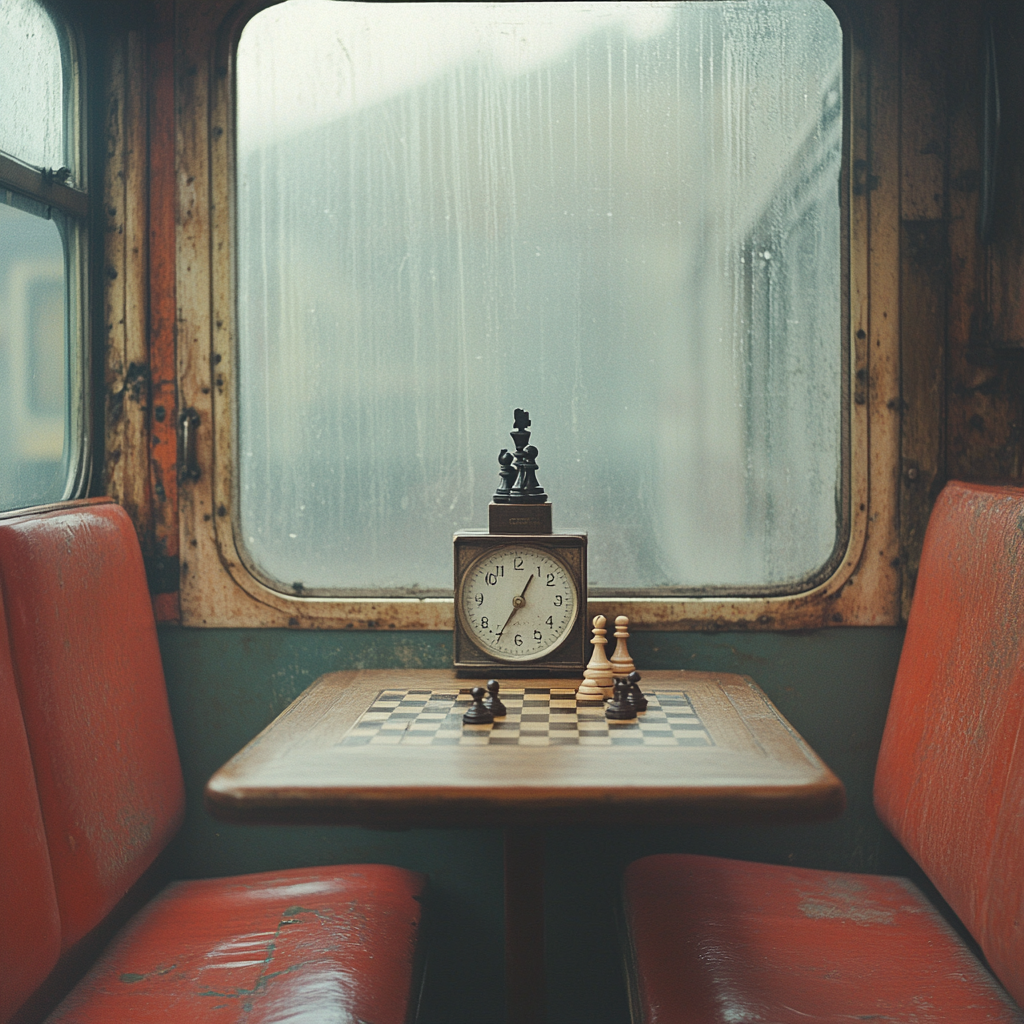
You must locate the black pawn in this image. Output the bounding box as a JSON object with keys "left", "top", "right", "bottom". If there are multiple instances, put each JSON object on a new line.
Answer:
{"left": 517, "top": 445, "right": 547, "bottom": 503}
{"left": 493, "top": 450, "right": 516, "bottom": 503}
{"left": 463, "top": 686, "right": 495, "bottom": 725}
{"left": 605, "top": 677, "right": 637, "bottom": 721}
{"left": 483, "top": 679, "right": 507, "bottom": 717}
{"left": 625, "top": 671, "right": 648, "bottom": 713}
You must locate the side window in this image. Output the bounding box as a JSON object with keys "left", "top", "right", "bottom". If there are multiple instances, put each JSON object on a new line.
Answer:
{"left": 0, "top": 0, "right": 88, "bottom": 512}
{"left": 233, "top": 0, "right": 843, "bottom": 598}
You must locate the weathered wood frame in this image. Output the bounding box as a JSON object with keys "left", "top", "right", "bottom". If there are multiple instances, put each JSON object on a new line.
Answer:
{"left": 135, "top": 0, "right": 903, "bottom": 629}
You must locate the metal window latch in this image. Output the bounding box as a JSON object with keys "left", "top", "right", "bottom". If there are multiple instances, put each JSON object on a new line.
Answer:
{"left": 41, "top": 166, "right": 72, "bottom": 186}
{"left": 178, "top": 408, "right": 201, "bottom": 481}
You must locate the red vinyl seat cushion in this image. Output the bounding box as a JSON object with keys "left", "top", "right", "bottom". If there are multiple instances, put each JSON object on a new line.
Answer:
{"left": 874, "top": 481, "right": 1024, "bottom": 1005}
{"left": 0, "top": 501, "right": 186, "bottom": 951}
{"left": 0, "top": 591, "right": 61, "bottom": 1022}
{"left": 44, "top": 863, "right": 426, "bottom": 1024}
{"left": 622, "top": 854, "right": 1024, "bottom": 1024}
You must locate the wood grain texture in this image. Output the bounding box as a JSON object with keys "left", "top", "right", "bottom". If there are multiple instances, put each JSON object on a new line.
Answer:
{"left": 205, "top": 670, "right": 845, "bottom": 829}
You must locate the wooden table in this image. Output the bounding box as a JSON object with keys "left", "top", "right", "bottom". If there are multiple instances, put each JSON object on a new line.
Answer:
{"left": 206, "top": 669, "right": 844, "bottom": 1023}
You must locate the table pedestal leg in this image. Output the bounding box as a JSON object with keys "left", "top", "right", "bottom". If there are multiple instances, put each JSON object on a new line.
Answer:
{"left": 504, "top": 826, "right": 545, "bottom": 1024}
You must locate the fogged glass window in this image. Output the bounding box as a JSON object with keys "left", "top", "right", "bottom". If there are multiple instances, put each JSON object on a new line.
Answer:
{"left": 0, "top": 0, "right": 82, "bottom": 513}
{"left": 236, "top": 0, "right": 843, "bottom": 596}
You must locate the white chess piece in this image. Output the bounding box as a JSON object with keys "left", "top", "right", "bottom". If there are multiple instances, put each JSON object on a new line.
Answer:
{"left": 579, "top": 615, "right": 614, "bottom": 699}
{"left": 609, "top": 615, "right": 635, "bottom": 678}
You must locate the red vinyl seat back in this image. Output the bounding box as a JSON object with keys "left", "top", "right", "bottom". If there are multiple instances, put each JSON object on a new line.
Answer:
{"left": 875, "top": 480, "right": 1024, "bottom": 1007}
{"left": 0, "top": 587, "right": 61, "bottom": 1021}
{"left": 0, "top": 500, "right": 185, "bottom": 952}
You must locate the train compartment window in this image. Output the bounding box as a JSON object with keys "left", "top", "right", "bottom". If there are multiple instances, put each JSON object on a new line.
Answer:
{"left": 0, "top": 0, "right": 88, "bottom": 513}
{"left": 177, "top": 0, "right": 900, "bottom": 629}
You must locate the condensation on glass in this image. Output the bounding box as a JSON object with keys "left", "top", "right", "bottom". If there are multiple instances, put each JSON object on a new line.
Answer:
{"left": 0, "top": 0, "right": 64, "bottom": 171}
{"left": 235, "top": 0, "right": 843, "bottom": 596}
{"left": 0, "top": 0, "right": 81, "bottom": 513}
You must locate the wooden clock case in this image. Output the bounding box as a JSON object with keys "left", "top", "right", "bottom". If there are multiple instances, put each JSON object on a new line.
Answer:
{"left": 454, "top": 503, "right": 587, "bottom": 677}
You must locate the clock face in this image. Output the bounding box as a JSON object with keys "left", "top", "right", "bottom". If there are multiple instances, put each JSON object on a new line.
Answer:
{"left": 457, "top": 544, "right": 579, "bottom": 662}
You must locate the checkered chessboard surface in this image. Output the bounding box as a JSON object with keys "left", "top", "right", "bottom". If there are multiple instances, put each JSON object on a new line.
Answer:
{"left": 340, "top": 688, "right": 714, "bottom": 747}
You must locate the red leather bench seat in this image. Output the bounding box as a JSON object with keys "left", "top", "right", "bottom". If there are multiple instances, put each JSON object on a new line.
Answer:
{"left": 0, "top": 500, "right": 426, "bottom": 1024}
{"left": 621, "top": 482, "right": 1024, "bottom": 1024}
{"left": 622, "top": 853, "right": 1023, "bottom": 1024}
{"left": 46, "top": 865, "right": 425, "bottom": 1024}
{"left": 0, "top": 592, "right": 61, "bottom": 1023}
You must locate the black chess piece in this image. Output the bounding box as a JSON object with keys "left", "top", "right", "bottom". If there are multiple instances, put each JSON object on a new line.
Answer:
{"left": 508, "top": 414, "right": 532, "bottom": 503}
{"left": 493, "top": 450, "right": 516, "bottom": 503}
{"left": 463, "top": 686, "right": 495, "bottom": 725}
{"left": 605, "top": 677, "right": 637, "bottom": 720}
{"left": 515, "top": 445, "right": 547, "bottom": 503}
{"left": 483, "top": 679, "right": 507, "bottom": 717}
{"left": 625, "top": 670, "right": 648, "bottom": 713}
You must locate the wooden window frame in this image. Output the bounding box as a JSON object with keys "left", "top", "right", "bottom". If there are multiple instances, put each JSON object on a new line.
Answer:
{"left": 117, "top": 0, "right": 902, "bottom": 630}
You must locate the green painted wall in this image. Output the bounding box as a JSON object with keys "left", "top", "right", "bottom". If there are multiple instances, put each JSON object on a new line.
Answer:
{"left": 159, "top": 626, "right": 907, "bottom": 1024}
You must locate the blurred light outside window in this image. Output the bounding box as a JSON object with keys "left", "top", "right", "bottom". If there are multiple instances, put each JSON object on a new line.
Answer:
{"left": 0, "top": 0, "right": 84, "bottom": 512}
{"left": 235, "top": 0, "right": 843, "bottom": 597}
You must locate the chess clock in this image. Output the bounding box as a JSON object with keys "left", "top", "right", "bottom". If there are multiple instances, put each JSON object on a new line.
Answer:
{"left": 454, "top": 410, "right": 587, "bottom": 676}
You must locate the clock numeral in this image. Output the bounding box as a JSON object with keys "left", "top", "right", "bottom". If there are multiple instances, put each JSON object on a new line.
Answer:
{"left": 546, "top": 616, "right": 554, "bottom": 627}
{"left": 514, "top": 634, "right": 523, "bottom": 646}
{"left": 496, "top": 565, "right": 504, "bottom": 576}
{"left": 474, "top": 593, "right": 484, "bottom": 606}
{"left": 554, "top": 594, "right": 563, "bottom": 606}
{"left": 546, "top": 573, "right": 555, "bottom": 586}
{"left": 533, "top": 630, "right": 542, "bottom": 641}
{"left": 480, "top": 617, "right": 489, "bottom": 629}
{"left": 485, "top": 572, "right": 498, "bottom": 586}
{"left": 513, "top": 557, "right": 524, "bottom": 570}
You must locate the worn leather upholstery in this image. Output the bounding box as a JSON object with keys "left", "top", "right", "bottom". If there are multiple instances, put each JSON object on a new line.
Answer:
{"left": 0, "top": 500, "right": 186, "bottom": 951}
{"left": 622, "top": 854, "right": 1023, "bottom": 1023}
{"left": 0, "top": 589, "right": 61, "bottom": 1022}
{"left": 622, "top": 481, "right": 1024, "bottom": 1023}
{"left": 0, "top": 500, "right": 426, "bottom": 1024}
{"left": 46, "top": 865, "right": 426, "bottom": 1024}
{"left": 874, "top": 481, "right": 1024, "bottom": 1006}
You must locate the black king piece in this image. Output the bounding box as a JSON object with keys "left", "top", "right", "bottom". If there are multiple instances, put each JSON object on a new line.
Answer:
{"left": 489, "top": 409, "right": 552, "bottom": 534}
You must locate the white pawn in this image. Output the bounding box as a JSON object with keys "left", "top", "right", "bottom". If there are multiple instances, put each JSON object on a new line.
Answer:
{"left": 609, "top": 615, "right": 635, "bottom": 678}
{"left": 579, "top": 615, "right": 615, "bottom": 699}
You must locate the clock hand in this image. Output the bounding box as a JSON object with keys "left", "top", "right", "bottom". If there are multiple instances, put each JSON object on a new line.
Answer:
{"left": 496, "top": 574, "right": 534, "bottom": 638}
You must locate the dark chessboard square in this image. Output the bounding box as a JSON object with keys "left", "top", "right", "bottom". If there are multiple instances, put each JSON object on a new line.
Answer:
{"left": 524, "top": 688, "right": 549, "bottom": 694}
{"left": 678, "top": 735, "right": 714, "bottom": 746}
{"left": 341, "top": 735, "right": 372, "bottom": 746}
{"left": 490, "top": 736, "right": 521, "bottom": 745}
{"left": 548, "top": 737, "right": 578, "bottom": 745}
{"left": 609, "top": 736, "right": 644, "bottom": 745}
{"left": 550, "top": 707, "right": 576, "bottom": 715}
{"left": 431, "top": 737, "right": 462, "bottom": 745}
{"left": 549, "top": 723, "right": 578, "bottom": 731}
{"left": 520, "top": 713, "right": 550, "bottom": 721}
